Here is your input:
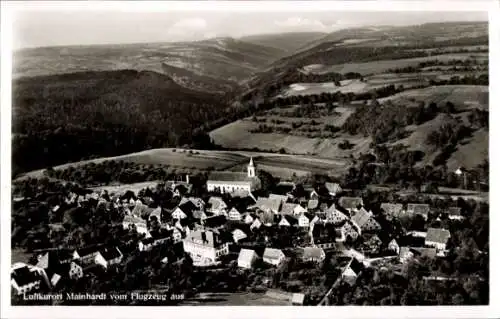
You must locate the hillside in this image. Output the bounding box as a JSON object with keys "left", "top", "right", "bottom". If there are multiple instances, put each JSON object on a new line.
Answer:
{"left": 14, "top": 37, "right": 285, "bottom": 90}
{"left": 12, "top": 70, "right": 231, "bottom": 175}
{"left": 240, "top": 32, "right": 326, "bottom": 53}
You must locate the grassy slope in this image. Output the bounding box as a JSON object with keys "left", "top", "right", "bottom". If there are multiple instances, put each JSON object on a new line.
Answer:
{"left": 211, "top": 85, "right": 488, "bottom": 170}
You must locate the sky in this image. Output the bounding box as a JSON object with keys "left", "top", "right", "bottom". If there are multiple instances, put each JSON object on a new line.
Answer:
{"left": 13, "top": 10, "right": 488, "bottom": 49}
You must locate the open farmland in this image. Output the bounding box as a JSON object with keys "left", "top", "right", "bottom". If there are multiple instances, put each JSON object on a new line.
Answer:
{"left": 300, "top": 53, "right": 488, "bottom": 75}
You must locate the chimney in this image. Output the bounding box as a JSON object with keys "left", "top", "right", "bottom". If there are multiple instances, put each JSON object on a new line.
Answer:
{"left": 186, "top": 174, "right": 190, "bottom": 184}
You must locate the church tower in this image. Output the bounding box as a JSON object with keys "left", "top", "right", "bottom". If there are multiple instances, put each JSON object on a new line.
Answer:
{"left": 247, "top": 157, "right": 256, "bottom": 178}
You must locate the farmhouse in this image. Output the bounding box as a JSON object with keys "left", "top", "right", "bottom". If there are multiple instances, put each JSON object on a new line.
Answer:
{"left": 228, "top": 207, "right": 243, "bottom": 221}
{"left": 351, "top": 208, "right": 381, "bottom": 232}
{"left": 206, "top": 158, "right": 261, "bottom": 194}
{"left": 94, "top": 247, "right": 123, "bottom": 269}
{"left": 11, "top": 263, "right": 48, "bottom": 295}
{"left": 122, "top": 215, "right": 151, "bottom": 238}
{"left": 302, "top": 247, "right": 326, "bottom": 263}
{"left": 232, "top": 229, "right": 248, "bottom": 243}
{"left": 325, "top": 204, "right": 349, "bottom": 224}
{"left": 380, "top": 203, "right": 404, "bottom": 220}
{"left": 280, "top": 203, "right": 307, "bottom": 216}
{"left": 324, "top": 182, "right": 343, "bottom": 197}
{"left": 207, "top": 197, "right": 228, "bottom": 216}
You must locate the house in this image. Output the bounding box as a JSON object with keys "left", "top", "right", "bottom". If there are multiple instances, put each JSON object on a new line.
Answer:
{"left": 307, "top": 199, "right": 319, "bottom": 211}
{"left": 243, "top": 212, "right": 256, "bottom": 224}
{"left": 207, "top": 197, "right": 228, "bottom": 216}
{"left": 138, "top": 233, "right": 171, "bottom": 251}
{"left": 68, "top": 261, "right": 84, "bottom": 280}
{"left": 232, "top": 229, "right": 248, "bottom": 243}
{"left": 324, "top": 182, "right": 342, "bottom": 197}
{"left": 179, "top": 196, "right": 205, "bottom": 211}
{"left": 341, "top": 221, "right": 360, "bottom": 240}
{"left": 203, "top": 215, "right": 227, "bottom": 230}
{"left": 172, "top": 227, "right": 183, "bottom": 242}
{"left": 73, "top": 246, "right": 102, "bottom": 265}
{"left": 298, "top": 213, "right": 312, "bottom": 227}
{"left": 302, "top": 247, "right": 326, "bottom": 263}
{"left": 122, "top": 215, "right": 151, "bottom": 238}
{"left": 263, "top": 248, "right": 286, "bottom": 266}
{"left": 364, "top": 235, "right": 382, "bottom": 254}
{"left": 341, "top": 258, "right": 363, "bottom": 286}
{"left": 338, "top": 197, "right": 364, "bottom": 214}
{"left": 291, "top": 293, "right": 305, "bottom": 306}
{"left": 279, "top": 215, "right": 298, "bottom": 227}
{"left": 325, "top": 204, "right": 349, "bottom": 224}
{"left": 406, "top": 203, "right": 430, "bottom": 220}
{"left": 269, "top": 193, "right": 289, "bottom": 203}
{"left": 380, "top": 203, "right": 404, "bottom": 220}
{"left": 446, "top": 207, "right": 464, "bottom": 221}
{"left": 193, "top": 210, "right": 208, "bottom": 222}
{"left": 131, "top": 203, "right": 153, "bottom": 218}
{"left": 228, "top": 207, "right": 243, "bottom": 221}
{"left": 311, "top": 223, "right": 344, "bottom": 246}
{"left": 206, "top": 158, "right": 261, "bottom": 194}
{"left": 172, "top": 201, "right": 197, "bottom": 220}
{"left": 399, "top": 247, "right": 414, "bottom": 263}
{"left": 11, "top": 263, "right": 48, "bottom": 295}
{"left": 36, "top": 251, "right": 82, "bottom": 284}
{"left": 425, "top": 228, "right": 451, "bottom": 251}
{"left": 280, "top": 203, "right": 307, "bottom": 216}
{"left": 237, "top": 249, "right": 259, "bottom": 269}
{"left": 94, "top": 247, "right": 123, "bottom": 269}
{"left": 258, "top": 210, "right": 276, "bottom": 227}
{"left": 250, "top": 217, "right": 262, "bottom": 230}
{"left": 138, "top": 237, "right": 156, "bottom": 252}
{"left": 183, "top": 230, "right": 229, "bottom": 265}
{"left": 251, "top": 197, "right": 282, "bottom": 215}
{"left": 149, "top": 207, "right": 164, "bottom": 223}
{"left": 413, "top": 247, "right": 438, "bottom": 259}
{"left": 388, "top": 239, "right": 400, "bottom": 254}
{"left": 352, "top": 208, "right": 381, "bottom": 232}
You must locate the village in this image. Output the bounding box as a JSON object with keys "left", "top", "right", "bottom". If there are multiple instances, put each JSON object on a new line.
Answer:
{"left": 11, "top": 157, "right": 484, "bottom": 306}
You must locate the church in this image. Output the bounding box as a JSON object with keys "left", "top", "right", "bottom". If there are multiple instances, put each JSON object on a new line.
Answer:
{"left": 206, "top": 157, "right": 261, "bottom": 194}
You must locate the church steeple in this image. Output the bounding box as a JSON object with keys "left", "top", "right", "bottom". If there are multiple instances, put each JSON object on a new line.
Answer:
{"left": 247, "top": 157, "right": 256, "bottom": 177}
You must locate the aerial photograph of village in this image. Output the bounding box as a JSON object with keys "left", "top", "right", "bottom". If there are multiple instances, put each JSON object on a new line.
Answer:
{"left": 8, "top": 6, "right": 489, "bottom": 307}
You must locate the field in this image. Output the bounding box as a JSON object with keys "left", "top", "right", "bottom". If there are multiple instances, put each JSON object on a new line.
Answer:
{"left": 212, "top": 85, "right": 488, "bottom": 171}
{"left": 300, "top": 53, "right": 488, "bottom": 76}
{"left": 91, "top": 181, "right": 162, "bottom": 195}
{"left": 20, "top": 148, "right": 353, "bottom": 181}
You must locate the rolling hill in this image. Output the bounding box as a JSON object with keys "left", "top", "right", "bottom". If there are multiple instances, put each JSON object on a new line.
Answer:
{"left": 240, "top": 32, "right": 327, "bottom": 53}
{"left": 14, "top": 37, "right": 285, "bottom": 92}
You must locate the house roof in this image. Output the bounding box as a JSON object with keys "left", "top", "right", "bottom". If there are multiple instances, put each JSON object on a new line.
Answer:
{"left": 75, "top": 244, "right": 103, "bottom": 257}
{"left": 186, "top": 230, "right": 222, "bottom": 248}
{"left": 338, "top": 197, "right": 363, "bottom": 210}
{"left": 269, "top": 194, "right": 288, "bottom": 203}
{"left": 348, "top": 258, "right": 363, "bottom": 275}
{"left": 207, "top": 172, "right": 259, "bottom": 184}
{"left": 380, "top": 203, "right": 403, "bottom": 216}
{"left": 302, "top": 247, "right": 325, "bottom": 260}
{"left": 281, "top": 215, "right": 298, "bottom": 226}
{"left": 280, "top": 203, "right": 297, "bottom": 215}
{"left": 351, "top": 208, "right": 372, "bottom": 228}
{"left": 140, "top": 237, "right": 156, "bottom": 245}
{"left": 204, "top": 215, "right": 227, "bottom": 228}
{"left": 325, "top": 182, "right": 342, "bottom": 194}
{"left": 193, "top": 211, "right": 207, "bottom": 220}
{"left": 98, "top": 247, "right": 122, "bottom": 261}
{"left": 238, "top": 249, "right": 257, "bottom": 263}
{"left": 253, "top": 197, "right": 282, "bottom": 212}
{"left": 308, "top": 199, "right": 319, "bottom": 210}
{"left": 425, "top": 228, "right": 451, "bottom": 244}
{"left": 123, "top": 214, "right": 147, "bottom": 226}
{"left": 177, "top": 201, "right": 197, "bottom": 216}
{"left": 131, "top": 204, "right": 154, "bottom": 217}
{"left": 407, "top": 203, "right": 430, "bottom": 216}
{"left": 367, "top": 235, "right": 382, "bottom": 245}
{"left": 11, "top": 265, "right": 43, "bottom": 286}
{"left": 292, "top": 293, "right": 305, "bottom": 305}
{"left": 208, "top": 197, "right": 227, "bottom": 211}
{"left": 412, "top": 247, "right": 437, "bottom": 259}
{"left": 446, "top": 207, "right": 462, "bottom": 216}
{"left": 229, "top": 207, "right": 241, "bottom": 215}
{"left": 399, "top": 246, "right": 413, "bottom": 258}
{"left": 257, "top": 210, "right": 275, "bottom": 224}
{"left": 263, "top": 248, "right": 284, "bottom": 260}
{"left": 232, "top": 229, "right": 248, "bottom": 240}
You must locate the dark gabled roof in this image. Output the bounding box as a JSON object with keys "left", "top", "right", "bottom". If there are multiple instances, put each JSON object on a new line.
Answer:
{"left": 281, "top": 215, "right": 298, "bottom": 226}
{"left": 425, "top": 228, "right": 451, "bottom": 244}
{"left": 348, "top": 258, "right": 363, "bottom": 274}
{"left": 76, "top": 244, "right": 104, "bottom": 257}
{"left": 140, "top": 237, "right": 156, "bottom": 245}
{"left": 177, "top": 201, "right": 197, "bottom": 216}
{"left": 11, "top": 265, "right": 43, "bottom": 286}
{"left": 380, "top": 203, "right": 403, "bottom": 216}
{"left": 204, "top": 215, "right": 227, "bottom": 228}
{"left": 98, "top": 247, "right": 122, "bottom": 261}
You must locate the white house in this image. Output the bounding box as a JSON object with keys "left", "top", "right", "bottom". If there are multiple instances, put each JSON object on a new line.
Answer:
{"left": 232, "top": 229, "right": 248, "bottom": 243}
{"left": 228, "top": 207, "right": 243, "bottom": 221}
{"left": 263, "top": 248, "right": 286, "bottom": 266}
{"left": 10, "top": 263, "right": 48, "bottom": 295}
{"left": 250, "top": 218, "right": 262, "bottom": 230}
{"left": 73, "top": 246, "right": 101, "bottom": 265}
{"left": 68, "top": 261, "right": 83, "bottom": 280}
{"left": 122, "top": 215, "right": 151, "bottom": 238}
{"left": 243, "top": 213, "right": 255, "bottom": 224}
{"left": 237, "top": 249, "right": 259, "bottom": 269}
{"left": 298, "top": 213, "right": 311, "bottom": 228}
{"left": 206, "top": 158, "right": 261, "bottom": 194}
{"left": 182, "top": 230, "right": 229, "bottom": 265}
{"left": 351, "top": 208, "right": 381, "bottom": 233}
{"left": 388, "top": 239, "right": 400, "bottom": 254}
{"left": 207, "top": 197, "right": 228, "bottom": 216}
{"left": 425, "top": 228, "right": 451, "bottom": 251}
{"left": 94, "top": 247, "right": 123, "bottom": 269}
{"left": 302, "top": 247, "right": 326, "bottom": 263}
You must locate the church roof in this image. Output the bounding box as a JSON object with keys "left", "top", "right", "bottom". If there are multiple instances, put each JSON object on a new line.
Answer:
{"left": 207, "top": 172, "right": 258, "bottom": 184}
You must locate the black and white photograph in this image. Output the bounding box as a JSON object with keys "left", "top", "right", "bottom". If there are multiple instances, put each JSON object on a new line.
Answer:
{"left": 0, "top": 0, "right": 498, "bottom": 317}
